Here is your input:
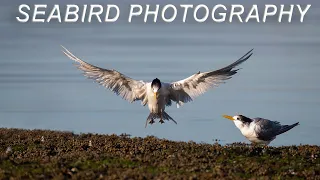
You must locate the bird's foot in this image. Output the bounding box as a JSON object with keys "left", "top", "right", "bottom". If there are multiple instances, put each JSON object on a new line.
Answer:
{"left": 149, "top": 119, "right": 155, "bottom": 124}
{"left": 159, "top": 119, "right": 165, "bottom": 124}
{"left": 145, "top": 119, "right": 155, "bottom": 128}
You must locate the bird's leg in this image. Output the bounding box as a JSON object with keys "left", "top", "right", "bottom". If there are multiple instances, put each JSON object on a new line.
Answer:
{"left": 145, "top": 118, "right": 155, "bottom": 128}
{"left": 250, "top": 142, "right": 257, "bottom": 150}
{"left": 159, "top": 110, "right": 164, "bottom": 124}
{"left": 159, "top": 114, "right": 164, "bottom": 124}
{"left": 149, "top": 119, "right": 155, "bottom": 124}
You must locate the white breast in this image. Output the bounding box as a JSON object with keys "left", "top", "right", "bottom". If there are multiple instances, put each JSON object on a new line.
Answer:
{"left": 234, "top": 121, "right": 271, "bottom": 144}
{"left": 146, "top": 83, "right": 169, "bottom": 113}
{"left": 234, "top": 121, "right": 257, "bottom": 140}
{"left": 239, "top": 124, "right": 256, "bottom": 139}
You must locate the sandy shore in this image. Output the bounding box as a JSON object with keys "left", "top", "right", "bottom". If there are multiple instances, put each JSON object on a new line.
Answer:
{"left": 0, "top": 128, "right": 319, "bottom": 179}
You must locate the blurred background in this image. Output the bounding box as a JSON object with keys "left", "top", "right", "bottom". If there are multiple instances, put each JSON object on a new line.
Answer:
{"left": 1, "top": 0, "right": 320, "bottom": 146}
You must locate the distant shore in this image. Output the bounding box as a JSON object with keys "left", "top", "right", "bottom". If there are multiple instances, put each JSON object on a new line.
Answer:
{"left": 0, "top": 128, "right": 319, "bottom": 179}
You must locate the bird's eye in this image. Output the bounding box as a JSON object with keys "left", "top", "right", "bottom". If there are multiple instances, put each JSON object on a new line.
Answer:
{"left": 236, "top": 117, "right": 240, "bottom": 120}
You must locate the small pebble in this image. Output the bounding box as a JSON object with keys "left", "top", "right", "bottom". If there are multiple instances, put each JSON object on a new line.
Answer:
{"left": 6, "top": 146, "right": 12, "bottom": 154}
{"left": 71, "top": 167, "right": 77, "bottom": 173}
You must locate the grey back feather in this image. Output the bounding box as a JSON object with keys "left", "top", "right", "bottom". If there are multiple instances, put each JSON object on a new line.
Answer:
{"left": 253, "top": 118, "right": 299, "bottom": 141}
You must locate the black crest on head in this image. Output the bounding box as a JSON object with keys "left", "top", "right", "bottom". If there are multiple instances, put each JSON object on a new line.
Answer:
{"left": 151, "top": 78, "right": 161, "bottom": 89}
{"left": 238, "top": 115, "right": 252, "bottom": 123}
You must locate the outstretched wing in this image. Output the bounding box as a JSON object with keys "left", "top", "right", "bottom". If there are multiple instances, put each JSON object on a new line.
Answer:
{"left": 168, "top": 49, "right": 253, "bottom": 107}
{"left": 253, "top": 118, "right": 281, "bottom": 141}
{"left": 62, "top": 46, "right": 148, "bottom": 104}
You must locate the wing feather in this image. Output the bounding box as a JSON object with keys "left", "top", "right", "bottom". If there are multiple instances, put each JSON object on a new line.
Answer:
{"left": 61, "top": 46, "right": 147, "bottom": 104}
{"left": 169, "top": 49, "right": 253, "bottom": 106}
{"left": 253, "top": 118, "right": 281, "bottom": 141}
{"left": 254, "top": 118, "right": 299, "bottom": 141}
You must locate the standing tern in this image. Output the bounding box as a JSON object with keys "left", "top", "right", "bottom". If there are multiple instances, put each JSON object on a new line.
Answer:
{"left": 223, "top": 114, "right": 299, "bottom": 145}
{"left": 62, "top": 46, "right": 253, "bottom": 127}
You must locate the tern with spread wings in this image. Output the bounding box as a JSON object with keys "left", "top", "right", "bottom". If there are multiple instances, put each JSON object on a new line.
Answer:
{"left": 62, "top": 46, "right": 253, "bottom": 127}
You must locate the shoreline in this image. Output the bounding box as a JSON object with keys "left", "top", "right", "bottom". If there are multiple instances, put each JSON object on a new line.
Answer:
{"left": 0, "top": 128, "right": 319, "bottom": 179}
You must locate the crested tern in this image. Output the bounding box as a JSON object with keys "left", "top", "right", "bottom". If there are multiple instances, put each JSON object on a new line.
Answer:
{"left": 62, "top": 46, "right": 253, "bottom": 127}
{"left": 223, "top": 114, "right": 299, "bottom": 145}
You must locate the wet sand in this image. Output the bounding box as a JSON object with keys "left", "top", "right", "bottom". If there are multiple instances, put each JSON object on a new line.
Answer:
{"left": 0, "top": 128, "right": 319, "bottom": 179}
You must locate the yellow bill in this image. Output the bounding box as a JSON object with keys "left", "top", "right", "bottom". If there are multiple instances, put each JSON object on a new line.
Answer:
{"left": 223, "top": 115, "right": 234, "bottom": 121}
{"left": 154, "top": 92, "right": 158, "bottom": 99}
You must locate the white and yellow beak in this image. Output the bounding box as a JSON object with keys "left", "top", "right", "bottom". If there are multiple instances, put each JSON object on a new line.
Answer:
{"left": 154, "top": 92, "right": 158, "bottom": 98}
{"left": 222, "top": 115, "right": 234, "bottom": 121}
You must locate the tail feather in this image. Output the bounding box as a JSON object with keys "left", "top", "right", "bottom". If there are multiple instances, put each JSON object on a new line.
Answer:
{"left": 163, "top": 111, "right": 177, "bottom": 124}
{"left": 277, "top": 122, "right": 299, "bottom": 136}
{"left": 145, "top": 111, "right": 177, "bottom": 128}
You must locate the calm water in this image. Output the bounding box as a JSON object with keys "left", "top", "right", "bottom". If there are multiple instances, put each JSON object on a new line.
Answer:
{"left": 1, "top": 0, "right": 320, "bottom": 146}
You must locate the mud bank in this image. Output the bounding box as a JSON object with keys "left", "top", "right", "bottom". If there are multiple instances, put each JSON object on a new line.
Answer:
{"left": 0, "top": 128, "right": 319, "bottom": 179}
